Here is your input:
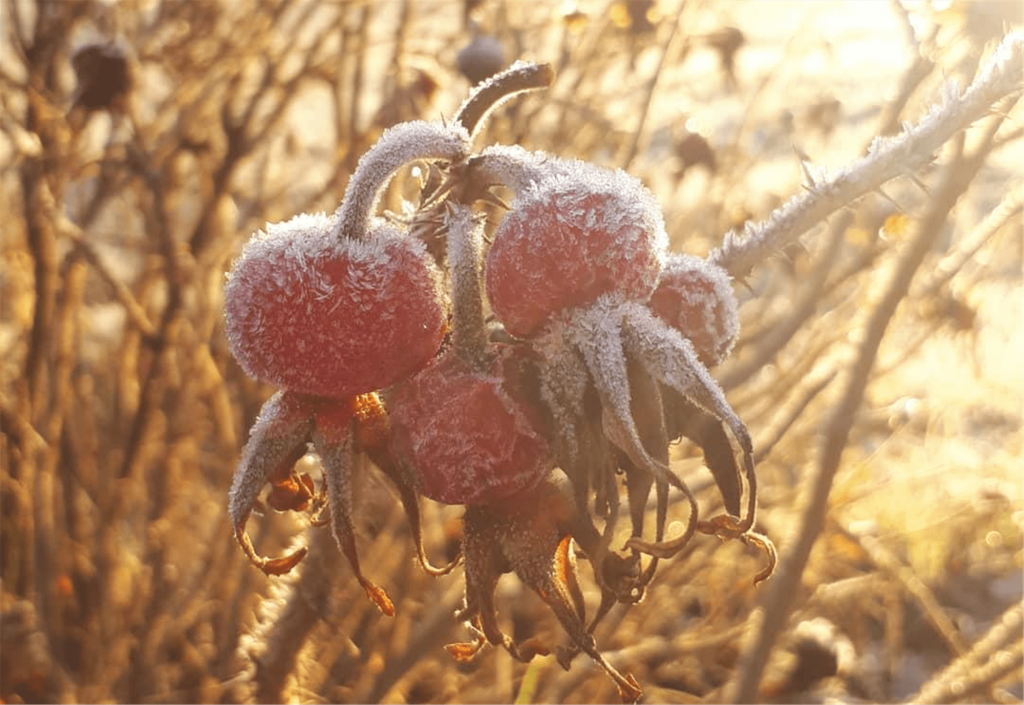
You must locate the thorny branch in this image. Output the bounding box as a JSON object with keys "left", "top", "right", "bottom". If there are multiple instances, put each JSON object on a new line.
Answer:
{"left": 712, "top": 32, "right": 1023, "bottom": 279}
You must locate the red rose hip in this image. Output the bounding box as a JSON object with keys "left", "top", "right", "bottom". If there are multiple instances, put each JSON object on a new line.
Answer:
{"left": 388, "top": 347, "right": 552, "bottom": 506}
{"left": 224, "top": 212, "right": 449, "bottom": 398}
{"left": 648, "top": 253, "right": 739, "bottom": 368}
{"left": 485, "top": 161, "right": 667, "bottom": 338}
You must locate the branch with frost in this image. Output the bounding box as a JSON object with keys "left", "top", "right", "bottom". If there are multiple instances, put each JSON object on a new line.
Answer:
{"left": 912, "top": 602, "right": 1023, "bottom": 704}
{"left": 711, "top": 31, "right": 1024, "bottom": 280}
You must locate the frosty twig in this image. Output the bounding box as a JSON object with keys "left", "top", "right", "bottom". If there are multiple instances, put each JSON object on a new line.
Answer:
{"left": 712, "top": 31, "right": 1024, "bottom": 280}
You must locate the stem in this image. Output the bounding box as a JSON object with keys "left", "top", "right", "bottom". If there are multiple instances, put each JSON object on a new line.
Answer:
{"left": 330, "top": 121, "right": 470, "bottom": 241}
{"left": 444, "top": 203, "right": 491, "bottom": 368}
{"left": 454, "top": 60, "right": 554, "bottom": 138}
{"left": 469, "top": 143, "right": 558, "bottom": 193}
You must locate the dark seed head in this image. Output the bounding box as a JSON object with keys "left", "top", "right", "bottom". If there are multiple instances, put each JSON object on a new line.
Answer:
{"left": 71, "top": 43, "right": 130, "bottom": 112}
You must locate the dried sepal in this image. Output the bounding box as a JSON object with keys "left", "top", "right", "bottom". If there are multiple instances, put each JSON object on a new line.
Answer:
{"left": 453, "top": 480, "right": 643, "bottom": 703}
{"left": 664, "top": 394, "right": 743, "bottom": 518}
{"left": 312, "top": 403, "right": 395, "bottom": 616}
{"left": 352, "top": 392, "right": 462, "bottom": 577}
{"left": 228, "top": 390, "right": 315, "bottom": 576}
{"left": 620, "top": 302, "right": 752, "bottom": 456}
{"left": 557, "top": 297, "right": 682, "bottom": 493}
{"left": 265, "top": 466, "right": 318, "bottom": 513}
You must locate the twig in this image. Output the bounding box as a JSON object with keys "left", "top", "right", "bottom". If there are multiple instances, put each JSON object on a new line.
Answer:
{"left": 725, "top": 81, "right": 1009, "bottom": 700}
{"left": 753, "top": 370, "right": 837, "bottom": 464}
{"left": 712, "top": 32, "right": 1024, "bottom": 279}
{"left": 620, "top": 3, "right": 686, "bottom": 171}
{"left": 838, "top": 523, "right": 968, "bottom": 656}
{"left": 918, "top": 187, "right": 1023, "bottom": 298}
{"left": 911, "top": 603, "right": 1023, "bottom": 704}
{"left": 55, "top": 215, "right": 157, "bottom": 339}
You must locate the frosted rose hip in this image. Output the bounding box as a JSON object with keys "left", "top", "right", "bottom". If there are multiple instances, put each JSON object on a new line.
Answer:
{"left": 224, "top": 212, "right": 448, "bottom": 398}
{"left": 485, "top": 163, "right": 667, "bottom": 338}
{"left": 648, "top": 254, "right": 739, "bottom": 368}
{"left": 388, "top": 348, "right": 552, "bottom": 506}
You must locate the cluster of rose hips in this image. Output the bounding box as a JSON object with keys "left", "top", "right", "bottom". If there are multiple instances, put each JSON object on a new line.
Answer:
{"left": 223, "top": 62, "right": 774, "bottom": 703}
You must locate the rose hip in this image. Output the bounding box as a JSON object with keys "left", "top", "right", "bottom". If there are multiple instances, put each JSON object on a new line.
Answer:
{"left": 648, "top": 253, "right": 739, "bottom": 368}
{"left": 224, "top": 213, "right": 449, "bottom": 398}
{"left": 388, "top": 347, "right": 551, "bottom": 506}
{"left": 485, "top": 161, "right": 667, "bottom": 338}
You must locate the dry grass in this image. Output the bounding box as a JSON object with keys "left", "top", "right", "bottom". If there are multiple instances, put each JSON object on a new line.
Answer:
{"left": 1, "top": 0, "right": 1021, "bottom": 703}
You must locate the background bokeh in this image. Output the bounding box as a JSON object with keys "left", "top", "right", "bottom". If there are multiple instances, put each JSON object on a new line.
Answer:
{"left": 1, "top": 1, "right": 1021, "bottom": 703}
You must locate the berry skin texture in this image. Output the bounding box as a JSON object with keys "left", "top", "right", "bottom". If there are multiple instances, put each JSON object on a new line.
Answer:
{"left": 224, "top": 212, "right": 449, "bottom": 398}
{"left": 388, "top": 347, "right": 552, "bottom": 506}
{"left": 648, "top": 254, "right": 739, "bottom": 368}
{"left": 485, "top": 163, "right": 667, "bottom": 338}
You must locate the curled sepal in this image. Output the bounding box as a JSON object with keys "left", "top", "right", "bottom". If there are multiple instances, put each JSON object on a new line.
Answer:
{"left": 664, "top": 395, "right": 743, "bottom": 518}
{"left": 743, "top": 531, "right": 778, "bottom": 586}
{"left": 459, "top": 480, "right": 643, "bottom": 703}
{"left": 621, "top": 486, "right": 698, "bottom": 561}
{"left": 266, "top": 466, "right": 318, "bottom": 513}
{"left": 313, "top": 403, "right": 395, "bottom": 617}
{"left": 696, "top": 515, "right": 778, "bottom": 586}
{"left": 351, "top": 393, "right": 462, "bottom": 577}
{"left": 228, "top": 390, "right": 315, "bottom": 576}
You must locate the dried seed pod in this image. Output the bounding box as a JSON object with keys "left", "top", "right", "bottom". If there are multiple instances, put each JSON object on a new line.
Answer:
{"left": 71, "top": 43, "right": 130, "bottom": 111}
{"left": 456, "top": 33, "right": 507, "bottom": 86}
